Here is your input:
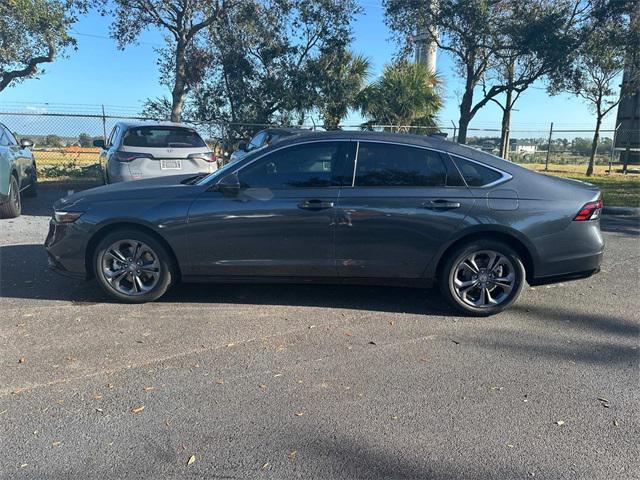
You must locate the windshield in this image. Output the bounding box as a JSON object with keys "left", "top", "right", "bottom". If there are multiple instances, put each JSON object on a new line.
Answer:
{"left": 123, "top": 127, "right": 206, "bottom": 148}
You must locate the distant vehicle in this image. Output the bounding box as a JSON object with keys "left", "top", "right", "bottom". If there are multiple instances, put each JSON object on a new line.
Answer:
{"left": 0, "top": 122, "right": 37, "bottom": 219}
{"left": 93, "top": 121, "right": 217, "bottom": 184}
{"left": 229, "top": 128, "right": 303, "bottom": 163}
{"left": 47, "top": 131, "right": 604, "bottom": 316}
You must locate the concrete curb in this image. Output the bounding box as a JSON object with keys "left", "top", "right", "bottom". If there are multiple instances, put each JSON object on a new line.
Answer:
{"left": 603, "top": 206, "right": 640, "bottom": 216}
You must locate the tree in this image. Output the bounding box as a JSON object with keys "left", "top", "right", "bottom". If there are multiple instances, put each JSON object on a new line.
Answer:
{"left": 78, "top": 133, "right": 92, "bottom": 147}
{"left": 189, "top": 0, "right": 360, "bottom": 137}
{"left": 383, "top": 0, "right": 588, "bottom": 145}
{"left": 44, "top": 134, "right": 63, "bottom": 147}
{"left": 0, "top": 0, "right": 83, "bottom": 93}
{"left": 312, "top": 50, "right": 371, "bottom": 130}
{"left": 357, "top": 62, "right": 442, "bottom": 133}
{"left": 551, "top": 4, "right": 638, "bottom": 176}
{"left": 106, "top": 0, "right": 238, "bottom": 123}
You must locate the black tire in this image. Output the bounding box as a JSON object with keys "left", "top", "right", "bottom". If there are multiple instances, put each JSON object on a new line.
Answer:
{"left": 0, "top": 175, "right": 21, "bottom": 219}
{"left": 439, "top": 239, "right": 526, "bottom": 316}
{"left": 93, "top": 229, "right": 176, "bottom": 303}
{"left": 23, "top": 168, "right": 38, "bottom": 198}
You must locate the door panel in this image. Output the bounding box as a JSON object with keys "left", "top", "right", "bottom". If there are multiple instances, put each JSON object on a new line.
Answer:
{"left": 335, "top": 141, "right": 475, "bottom": 278}
{"left": 185, "top": 141, "right": 354, "bottom": 277}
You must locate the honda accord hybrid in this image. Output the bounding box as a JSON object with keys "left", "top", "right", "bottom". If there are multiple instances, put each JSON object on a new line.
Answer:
{"left": 45, "top": 131, "right": 604, "bottom": 315}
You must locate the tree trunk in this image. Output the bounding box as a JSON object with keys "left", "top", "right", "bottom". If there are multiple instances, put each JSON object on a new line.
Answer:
{"left": 586, "top": 115, "right": 602, "bottom": 177}
{"left": 171, "top": 39, "right": 187, "bottom": 123}
{"left": 499, "top": 93, "right": 512, "bottom": 160}
{"left": 457, "top": 70, "right": 475, "bottom": 144}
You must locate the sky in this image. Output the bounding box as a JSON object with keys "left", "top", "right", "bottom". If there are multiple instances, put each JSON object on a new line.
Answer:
{"left": 0, "top": 1, "right": 621, "bottom": 139}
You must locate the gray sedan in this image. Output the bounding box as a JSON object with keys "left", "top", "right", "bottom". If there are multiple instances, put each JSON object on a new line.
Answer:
{"left": 46, "top": 131, "right": 604, "bottom": 316}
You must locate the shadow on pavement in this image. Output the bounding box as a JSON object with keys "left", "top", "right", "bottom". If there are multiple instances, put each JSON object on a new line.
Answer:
{"left": 0, "top": 243, "right": 453, "bottom": 316}
{"left": 600, "top": 215, "right": 640, "bottom": 236}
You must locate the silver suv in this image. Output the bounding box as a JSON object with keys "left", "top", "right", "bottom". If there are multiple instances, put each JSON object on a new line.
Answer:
{"left": 94, "top": 121, "right": 218, "bottom": 183}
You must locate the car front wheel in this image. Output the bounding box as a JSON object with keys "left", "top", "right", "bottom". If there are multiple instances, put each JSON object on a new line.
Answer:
{"left": 439, "top": 240, "right": 526, "bottom": 316}
{"left": 94, "top": 230, "right": 176, "bottom": 303}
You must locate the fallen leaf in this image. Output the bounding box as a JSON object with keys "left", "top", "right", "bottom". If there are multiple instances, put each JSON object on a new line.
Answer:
{"left": 261, "top": 462, "right": 270, "bottom": 470}
{"left": 20, "top": 464, "right": 28, "bottom": 468}
{"left": 597, "top": 397, "right": 609, "bottom": 403}
{"left": 106, "top": 383, "right": 114, "bottom": 389}
{"left": 288, "top": 450, "right": 297, "bottom": 461}
{"left": 507, "top": 444, "right": 514, "bottom": 448}
{"left": 613, "top": 419, "right": 619, "bottom": 427}
{"left": 276, "top": 345, "right": 285, "bottom": 352}
{"left": 273, "top": 373, "right": 283, "bottom": 378}
{"left": 389, "top": 320, "right": 395, "bottom": 326}
{"left": 216, "top": 379, "right": 225, "bottom": 385}
{"left": 603, "top": 404, "right": 610, "bottom": 408}
{"left": 95, "top": 408, "right": 103, "bottom": 414}
{"left": 391, "top": 415, "right": 398, "bottom": 420}
{"left": 344, "top": 332, "right": 353, "bottom": 337}
{"left": 66, "top": 356, "right": 77, "bottom": 362}
{"left": 93, "top": 394, "right": 103, "bottom": 401}
{"left": 451, "top": 339, "right": 460, "bottom": 345}
{"left": 131, "top": 405, "right": 145, "bottom": 414}
{"left": 555, "top": 420, "right": 565, "bottom": 426}
{"left": 419, "top": 357, "right": 428, "bottom": 362}
{"left": 187, "top": 455, "right": 196, "bottom": 466}
{"left": 11, "top": 388, "right": 23, "bottom": 395}
{"left": 226, "top": 342, "right": 235, "bottom": 347}
{"left": 368, "top": 341, "right": 377, "bottom": 345}
{"left": 18, "top": 357, "right": 26, "bottom": 364}
{"left": 294, "top": 411, "right": 305, "bottom": 417}
{"left": 52, "top": 441, "right": 62, "bottom": 448}
{"left": 0, "top": 410, "right": 7, "bottom": 416}
{"left": 192, "top": 364, "right": 200, "bottom": 369}
{"left": 308, "top": 325, "right": 316, "bottom": 329}
{"left": 259, "top": 384, "right": 268, "bottom": 390}
{"left": 143, "top": 386, "right": 155, "bottom": 392}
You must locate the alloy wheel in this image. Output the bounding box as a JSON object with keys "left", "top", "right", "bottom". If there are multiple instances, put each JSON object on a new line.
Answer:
{"left": 100, "top": 239, "right": 161, "bottom": 296}
{"left": 452, "top": 250, "right": 516, "bottom": 308}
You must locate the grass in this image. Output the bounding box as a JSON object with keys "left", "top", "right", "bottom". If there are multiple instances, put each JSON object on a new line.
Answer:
{"left": 523, "top": 163, "right": 640, "bottom": 208}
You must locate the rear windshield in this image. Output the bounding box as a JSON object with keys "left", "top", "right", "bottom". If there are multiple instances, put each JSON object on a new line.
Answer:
{"left": 122, "top": 127, "right": 206, "bottom": 148}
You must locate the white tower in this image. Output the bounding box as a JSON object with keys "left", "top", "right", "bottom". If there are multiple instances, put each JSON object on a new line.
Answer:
{"left": 414, "top": 0, "right": 438, "bottom": 74}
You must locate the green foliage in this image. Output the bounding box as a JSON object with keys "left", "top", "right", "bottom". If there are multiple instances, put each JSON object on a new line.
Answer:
{"left": 44, "top": 134, "right": 63, "bottom": 147}
{"left": 357, "top": 62, "right": 442, "bottom": 133}
{"left": 77, "top": 133, "right": 93, "bottom": 147}
{"left": 188, "top": 0, "right": 361, "bottom": 136}
{"left": 0, "top": 0, "right": 85, "bottom": 92}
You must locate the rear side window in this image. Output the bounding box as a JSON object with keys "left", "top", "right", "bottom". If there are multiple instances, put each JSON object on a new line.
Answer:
{"left": 238, "top": 142, "right": 348, "bottom": 189}
{"left": 122, "top": 127, "right": 206, "bottom": 148}
{"left": 451, "top": 155, "right": 503, "bottom": 187}
{"left": 355, "top": 142, "right": 446, "bottom": 187}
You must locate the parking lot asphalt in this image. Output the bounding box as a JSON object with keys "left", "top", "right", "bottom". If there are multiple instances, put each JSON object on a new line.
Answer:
{"left": 1, "top": 186, "right": 639, "bottom": 480}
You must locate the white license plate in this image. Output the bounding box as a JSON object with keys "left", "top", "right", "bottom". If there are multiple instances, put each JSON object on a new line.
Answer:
{"left": 160, "top": 160, "right": 182, "bottom": 170}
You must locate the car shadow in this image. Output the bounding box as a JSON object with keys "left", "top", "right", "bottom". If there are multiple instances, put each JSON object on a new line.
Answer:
{"left": 0, "top": 243, "right": 454, "bottom": 316}
{"left": 600, "top": 215, "right": 640, "bottom": 236}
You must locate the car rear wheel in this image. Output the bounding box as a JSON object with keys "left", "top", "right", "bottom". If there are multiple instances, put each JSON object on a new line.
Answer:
{"left": 439, "top": 240, "right": 525, "bottom": 316}
{"left": 94, "top": 230, "right": 176, "bottom": 303}
{"left": 0, "top": 175, "right": 21, "bottom": 219}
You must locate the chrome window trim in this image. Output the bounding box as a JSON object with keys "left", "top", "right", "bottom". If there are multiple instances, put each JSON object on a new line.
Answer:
{"left": 351, "top": 141, "right": 360, "bottom": 188}
{"left": 201, "top": 137, "right": 512, "bottom": 190}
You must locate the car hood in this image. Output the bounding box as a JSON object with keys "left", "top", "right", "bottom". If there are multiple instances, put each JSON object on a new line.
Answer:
{"left": 54, "top": 174, "right": 202, "bottom": 210}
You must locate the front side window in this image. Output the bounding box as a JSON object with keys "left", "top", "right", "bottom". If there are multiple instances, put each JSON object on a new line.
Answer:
{"left": 451, "top": 155, "right": 503, "bottom": 187}
{"left": 122, "top": 127, "right": 206, "bottom": 148}
{"left": 238, "top": 142, "right": 348, "bottom": 189}
{"left": 0, "top": 126, "right": 9, "bottom": 147}
{"left": 354, "top": 142, "right": 447, "bottom": 187}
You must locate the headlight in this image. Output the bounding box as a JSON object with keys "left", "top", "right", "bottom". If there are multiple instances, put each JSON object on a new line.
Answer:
{"left": 54, "top": 211, "right": 84, "bottom": 223}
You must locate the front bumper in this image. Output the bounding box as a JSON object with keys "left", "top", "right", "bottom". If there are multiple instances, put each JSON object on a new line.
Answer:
{"left": 44, "top": 219, "right": 90, "bottom": 279}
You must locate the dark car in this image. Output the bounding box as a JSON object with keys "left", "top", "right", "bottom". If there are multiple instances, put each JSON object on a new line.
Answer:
{"left": 45, "top": 131, "right": 604, "bottom": 316}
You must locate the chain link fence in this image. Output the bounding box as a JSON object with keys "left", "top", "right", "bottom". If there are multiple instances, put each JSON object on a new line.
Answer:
{"left": 1, "top": 108, "right": 637, "bottom": 179}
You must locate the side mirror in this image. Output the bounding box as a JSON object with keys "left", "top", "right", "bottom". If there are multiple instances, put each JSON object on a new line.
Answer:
{"left": 93, "top": 139, "right": 106, "bottom": 149}
{"left": 216, "top": 172, "right": 241, "bottom": 196}
{"left": 238, "top": 141, "right": 247, "bottom": 152}
{"left": 20, "top": 139, "right": 33, "bottom": 149}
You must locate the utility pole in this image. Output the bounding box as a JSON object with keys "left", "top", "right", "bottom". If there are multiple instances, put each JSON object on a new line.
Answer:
{"left": 545, "top": 122, "right": 554, "bottom": 171}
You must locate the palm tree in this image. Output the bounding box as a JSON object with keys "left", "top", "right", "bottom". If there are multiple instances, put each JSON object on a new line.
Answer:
{"left": 315, "top": 51, "right": 371, "bottom": 130}
{"left": 357, "top": 62, "right": 442, "bottom": 134}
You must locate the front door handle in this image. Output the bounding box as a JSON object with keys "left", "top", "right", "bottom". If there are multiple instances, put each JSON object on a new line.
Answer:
{"left": 298, "top": 199, "right": 335, "bottom": 210}
{"left": 422, "top": 199, "right": 462, "bottom": 209}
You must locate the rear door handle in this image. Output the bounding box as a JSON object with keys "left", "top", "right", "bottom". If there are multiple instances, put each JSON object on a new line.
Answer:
{"left": 298, "top": 199, "right": 335, "bottom": 210}
{"left": 422, "top": 199, "right": 462, "bottom": 209}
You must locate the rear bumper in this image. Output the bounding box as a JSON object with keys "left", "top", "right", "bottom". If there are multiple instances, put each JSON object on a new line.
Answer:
{"left": 107, "top": 158, "right": 217, "bottom": 183}
{"left": 530, "top": 251, "right": 603, "bottom": 286}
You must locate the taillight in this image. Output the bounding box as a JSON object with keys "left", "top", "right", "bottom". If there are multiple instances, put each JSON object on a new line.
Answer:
{"left": 188, "top": 151, "right": 217, "bottom": 163}
{"left": 574, "top": 198, "right": 603, "bottom": 221}
{"left": 112, "top": 151, "right": 153, "bottom": 162}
